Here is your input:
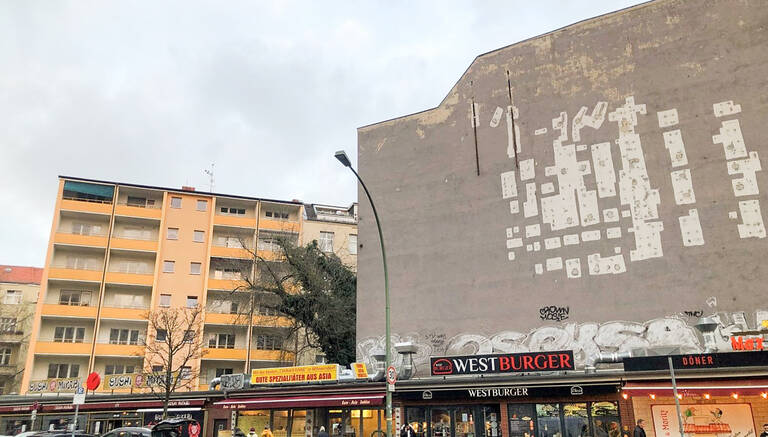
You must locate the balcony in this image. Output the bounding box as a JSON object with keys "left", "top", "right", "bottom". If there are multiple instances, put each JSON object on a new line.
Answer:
{"left": 105, "top": 265, "right": 154, "bottom": 286}
{"left": 35, "top": 341, "right": 91, "bottom": 356}
{"left": 0, "top": 331, "right": 24, "bottom": 343}
{"left": 94, "top": 342, "right": 145, "bottom": 357}
{"left": 41, "top": 303, "right": 98, "bottom": 319}
{"left": 214, "top": 214, "right": 258, "bottom": 228}
{"left": 202, "top": 348, "right": 290, "bottom": 361}
{"left": 47, "top": 266, "right": 103, "bottom": 282}
{"left": 60, "top": 198, "right": 113, "bottom": 215}
{"left": 0, "top": 365, "right": 18, "bottom": 376}
{"left": 110, "top": 236, "right": 159, "bottom": 252}
{"left": 54, "top": 232, "right": 108, "bottom": 248}
{"left": 208, "top": 277, "right": 247, "bottom": 291}
{"left": 210, "top": 244, "right": 251, "bottom": 260}
{"left": 100, "top": 306, "right": 148, "bottom": 321}
{"left": 205, "top": 312, "right": 292, "bottom": 328}
{"left": 114, "top": 202, "right": 162, "bottom": 220}
{"left": 258, "top": 218, "right": 299, "bottom": 233}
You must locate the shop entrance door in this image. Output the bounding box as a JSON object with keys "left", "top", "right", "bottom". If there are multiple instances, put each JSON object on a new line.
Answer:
{"left": 419, "top": 406, "right": 500, "bottom": 437}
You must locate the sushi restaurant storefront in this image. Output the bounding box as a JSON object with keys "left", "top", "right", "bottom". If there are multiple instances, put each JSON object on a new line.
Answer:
{"left": 208, "top": 365, "right": 386, "bottom": 437}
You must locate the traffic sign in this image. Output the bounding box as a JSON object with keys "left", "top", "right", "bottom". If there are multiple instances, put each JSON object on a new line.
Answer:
{"left": 73, "top": 387, "right": 86, "bottom": 405}
{"left": 386, "top": 366, "right": 397, "bottom": 384}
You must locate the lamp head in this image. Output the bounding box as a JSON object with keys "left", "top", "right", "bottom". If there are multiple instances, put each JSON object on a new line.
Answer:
{"left": 334, "top": 150, "right": 352, "bottom": 168}
{"left": 694, "top": 315, "right": 720, "bottom": 334}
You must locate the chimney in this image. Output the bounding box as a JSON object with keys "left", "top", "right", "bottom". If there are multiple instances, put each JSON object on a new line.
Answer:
{"left": 181, "top": 186, "right": 196, "bottom": 192}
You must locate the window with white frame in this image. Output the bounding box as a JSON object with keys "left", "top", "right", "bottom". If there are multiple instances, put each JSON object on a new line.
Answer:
{"left": 213, "top": 268, "right": 240, "bottom": 280}
{"left": 265, "top": 211, "right": 290, "bottom": 220}
{"left": 180, "top": 366, "right": 192, "bottom": 379}
{"left": 167, "top": 228, "right": 179, "bottom": 240}
{"left": 196, "top": 200, "right": 208, "bottom": 211}
{"left": 186, "top": 296, "right": 199, "bottom": 307}
{"left": 109, "top": 328, "right": 139, "bottom": 345}
{"left": 318, "top": 232, "right": 334, "bottom": 253}
{"left": 54, "top": 326, "right": 85, "bottom": 343}
{"left": 71, "top": 222, "right": 102, "bottom": 236}
{"left": 3, "top": 290, "right": 21, "bottom": 305}
{"left": 220, "top": 207, "right": 246, "bottom": 215}
{"left": 155, "top": 329, "right": 167, "bottom": 342}
{"left": 183, "top": 330, "right": 195, "bottom": 343}
{"left": 255, "top": 335, "right": 283, "bottom": 350}
{"left": 193, "top": 230, "right": 205, "bottom": 243}
{"left": 105, "top": 364, "right": 135, "bottom": 375}
{"left": 47, "top": 363, "right": 79, "bottom": 378}
{"left": 208, "top": 333, "right": 235, "bottom": 349}
{"left": 215, "top": 368, "right": 233, "bottom": 378}
{"left": 217, "top": 235, "right": 244, "bottom": 248}
{"left": 59, "top": 290, "right": 91, "bottom": 306}
{"left": 190, "top": 262, "right": 202, "bottom": 275}
{"left": 0, "top": 348, "right": 11, "bottom": 366}
{"left": 163, "top": 260, "right": 175, "bottom": 273}
{"left": 348, "top": 234, "right": 358, "bottom": 255}
{"left": 0, "top": 318, "right": 17, "bottom": 333}
{"left": 170, "top": 197, "right": 182, "bottom": 208}
{"left": 159, "top": 294, "right": 171, "bottom": 307}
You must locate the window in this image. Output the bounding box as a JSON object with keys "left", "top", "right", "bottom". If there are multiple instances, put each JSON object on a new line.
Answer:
{"left": 155, "top": 329, "right": 167, "bottom": 342}
{"left": 126, "top": 196, "right": 147, "bottom": 207}
{"left": 190, "top": 262, "right": 202, "bottom": 275}
{"left": 0, "top": 348, "right": 11, "bottom": 366}
{"left": 255, "top": 335, "right": 283, "bottom": 350}
{"left": 159, "top": 294, "right": 171, "bottom": 307}
{"left": 179, "top": 366, "right": 191, "bottom": 379}
{"left": 315, "top": 354, "right": 326, "bottom": 364}
{"left": 265, "top": 210, "right": 290, "bottom": 220}
{"left": 209, "top": 333, "right": 236, "bottom": 349}
{"left": 152, "top": 365, "right": 164, "bottom": 373}
{"left": 47, "top": 363, "right": 79, "bottom": 378}
{"left": 170, "top": 197, "right": 182, "bottom": 208}
{"left": 196, "top": 200, "right": 207, "bottom": 211}
{"left": 71, "top": 222, "right": 102, "bottom": 236}
{"left": 109, "top": 329, "right": 140, "bottom": 345}
{"left": 258, "top": 304, "right": 279, "bottom": 316}
{"left": 54, "top": 327, "right": 86, "bottom": 343}
{"left": 215, "top": 368, "right": 234, "bottom": 377}
{"left": 59, "top": 290, "right": 91, "bottom": 306}
{"left": 318, "top": 231, "right": 334, "bottom": 252}
{"left": 163, "top": 260, "right": 175, "bottom": 273}
{"left": 220, "top": 207, "right": 246, "bottom": 215}
{"left": 193, "top": 230, "right": 205, "bottom": 242}
{"left": 348, "top": 234, "right": 358, "bottom": 255}
{"left": 105, "top": 364, "right": 135, "bottom": 375}
{"left": 0, "top": 318, "right": 16, "bottom": 333}
{"left": 3, "top": 290, "right": 21, "bottom": 305}
{"left": 186, "top": 296, "right": 199, "bottom": 307}
{"left": 213, "top": 268, "right": 241, "bottom": 280}
{"left": 218, "top": 235, "right": 244, "bottom": 248}
{"left": 167, "top": 228, "right": 179, "bottom": 240}
{"left": 183, "top": 330, "right": 195, "bottom": 343}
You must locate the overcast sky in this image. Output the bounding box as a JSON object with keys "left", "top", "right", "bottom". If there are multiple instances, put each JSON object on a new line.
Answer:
{"left": 0, "top": 0, "right": 644, "bottom": 267}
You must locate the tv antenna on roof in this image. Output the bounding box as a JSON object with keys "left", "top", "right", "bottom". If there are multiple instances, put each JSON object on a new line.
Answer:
{"left": 204, "top": 163, "right": 215, "bottom": 192}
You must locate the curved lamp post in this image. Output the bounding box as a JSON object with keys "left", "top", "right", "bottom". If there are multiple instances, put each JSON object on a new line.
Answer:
{"left": 334, "top": 150, "right": 392, "bottom": 437}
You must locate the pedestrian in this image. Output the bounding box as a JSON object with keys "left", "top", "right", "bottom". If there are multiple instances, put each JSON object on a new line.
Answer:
{"left": 400, "top": 423, "right": 416, "bottom": 437}
{"left": 594, "top": 420, "right": 608, "bottom": 437}
{"left": 760, "top": 424, "right": 768, "bottom": 437}
{"left": 608, "top": 422, "right": 620, "bottom": 437}
{"left": 633, "top": 420, "right": 646, "bottom": 437}
{"left": 247, "top": 428, "right": 258, "bottom": 437}
{"left": 235, "top": 428, "right": 246, "bottom": 437}
{"left": 262, "top": 426, "right": 275, "bottom": 437}
{"left": 319, "top": 426, "right": 330, "bottom": 437}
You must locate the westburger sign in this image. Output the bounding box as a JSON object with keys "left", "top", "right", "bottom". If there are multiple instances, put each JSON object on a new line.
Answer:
{"left": 430, "top": 351, "right": 575, "bottom": 376}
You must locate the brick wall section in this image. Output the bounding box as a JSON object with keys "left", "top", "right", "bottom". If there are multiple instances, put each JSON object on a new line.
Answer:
{"left": 499, "top": 401, "right": 510, "bottom": 437}
{"left": 619, "top": 397, "right": 636, "bottom": 434}
{"left": 631, "top": 395, "right": 768, "bottom": 437}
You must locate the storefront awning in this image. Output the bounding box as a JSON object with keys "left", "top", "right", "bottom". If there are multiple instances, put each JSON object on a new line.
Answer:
{"left": 214, "top": 393, "right": 385, "bottom": 410}
{"left": 0, "top": 398, "right": 205, "bottom": 414}
{"left": 623, "top": 379, "right": 768, "bottom": 395}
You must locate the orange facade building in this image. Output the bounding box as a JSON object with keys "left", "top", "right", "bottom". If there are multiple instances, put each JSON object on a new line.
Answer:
{"left": 21, "top": 176, "right": 310, "bottom": 393}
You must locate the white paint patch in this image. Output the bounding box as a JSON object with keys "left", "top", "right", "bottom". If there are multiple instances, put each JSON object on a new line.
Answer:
{"left": 501, "top": 171, "right": 518, "bottom": 199}
{"left": 508, "top": 251, "right": 516, "bottom": 261}
{"left": 565, "top": 258, "right": 582, "bottom": 278}
{"left": 663, "top": 130, "right": 688, "bottom": 167}
{"left": 576, "top": 144, "right": 587, "bottom": 152}
{"left": 520, "top": 159, "right": 536, "bottom": 181}
{"left": 587, "top": 252, "right": 627, "bottom": 275}
{"left": 546, "top": 257, "right": 563, "bottom": 271}
{"left": 541, "top": 182, "right": 555, "bottom": 194}
{"left": 729, "top": 211, "right": 738, "bottom": 220}
{"left": 534, "top": 128, "right": 548, "bottom": 136}
{"left": 737, "top": 200, "right": 767, "bottom": 239}
{"left": 728, "top": 151, "right": 762, "bottom": 197}
{"left": 621, "top": 210, "right": 631, "bottom": 218}
{"left": 713, "top": 100, "right": 742, "bottom": 118}
{"left": 578, "top": 187, "right": 600, "bottom": 227}
{"left": 533, "top": 241, "right": 541, "bottom": 251}
{"left": 524, "top": 183, "right": 539, "bottom": 218}
{"left": 471, "top": 102, "right": 479, "bottom": 127}
{"left": 713, "top": 119, "right": 748, "bottom": 160}
{"left": 563, "top": 234, "right": 580, "bottom": 246}
{"left": 572, "top": 102, "right": 608, "bottom": 142}
{"left": 544, "top": 237, "right": 562, "bottom": 250}
{"left": 607, "top": 227, "right": 622, "bottom": 239}
{"left": 506, "top": 238, "right": 523, "bottom": 249}
{"left": 603, "top": 208, "right": 619, "bottom": 223}
{"left": 535, "top": 263, "right": 543, "bottom": 275}
{"left": 506, "top": 227, "right": 514, "bottom": 238}
{"left": 591, "top": 142, "right": 616, "bottom": 198}
{"left": 582, "top": 230, "right": 601, "bottom": 242}
{"left": 553, "top": 111, "right": 568, "bottom": 142}
{"left": 657, "top": 108, "right": 679, "bottom": 128}
{"left": 629, "top": 221, "right": 664, "bottom": 261}
{"left": 513, "top": 226, "right": 520, "bottom": 233}
{"left": 545, "top": 166, "right": 557, "bottom": 177}
{"left": 679, "top": 209, "right": 704, "bottom": 246}
{"left": 614, "top": 247, "right": 622, "bottom": 254}
{"left": 525, "top": 224, "right": 541, "bottom": 238}
{"left": 671, "top": 169, "right": 696, "bottom": 205}
{"left": 490, "top": 106, "right": 503, "bottom": 128}
{"left": 526, "top": 244, "right": 533, "bottom": 252}
{"left": 505, "top": 105, "right": 521, "bottom": 158}
{"left": 509, "top": 200, "right": 519, "bottom": 214}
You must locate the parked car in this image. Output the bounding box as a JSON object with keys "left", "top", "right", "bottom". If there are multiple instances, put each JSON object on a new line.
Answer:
{"left": 151, "top": 419, "right": 198, "bottom": 437}
{"left": 101, "top": 428, "right": 152, "bottom": 437}
{"left": 34, "top": 431, "right": 96, "bottom": 437}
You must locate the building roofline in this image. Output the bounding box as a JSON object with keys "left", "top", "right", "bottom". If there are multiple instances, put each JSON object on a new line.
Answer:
{"left": 357, "top": 0, "right": 655, "bottom": 130}
{"left": 59, "top": 175, "right": 303, "bottom": 206}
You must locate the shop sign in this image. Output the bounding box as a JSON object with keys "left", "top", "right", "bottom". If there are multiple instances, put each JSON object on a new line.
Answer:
{"left": 651, "top": 404, "right": 755, "bottom": 437}
{"left": 101, "top": 372, "right": 177, "bottom": 390}
{"left": 28, "top": 378, "right": 81, "bottom": 393}
{"left": 422, "top": 390, "right": 433, "bottom": 400}
{"left": 468, "top": 387, "right": 528, "bottom": 398}
{"left": 430, "top": 350, "right": 574, "bottom": 376}
{"left": 730, "top": 336, "right": 765, "bottom": 351}
{"left": 250, "top": 364, "right": 338, "bottom": 385}
{"left": 351, "top": 363, "right": 369, "bottom": 379}
{"left": 570, "top": 386, "right": 584, "bottom": 395}
{"left": 623, "top": 350, "right": 768, "bottom": 372}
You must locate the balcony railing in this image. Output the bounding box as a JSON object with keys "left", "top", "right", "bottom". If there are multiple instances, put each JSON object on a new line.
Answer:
{"left": 58, "top": 229, "right": 108, "bottom": 237}
{"left": 62, "top": 195, "right": 112, "bottom": 205}
{"left": 116, "top": 200, "right": 161, "bottom": 209}
{"left": 107, "top": 264, "right": 154, "bottom": 275}
{"left": 50, "top": 263, "right": 103, "bottom": 271}
{"left": 102, "top": 302, "right": 149, "bottom": 310}
{"left": 112, "top": 232, "right": 158, "bottom": 241}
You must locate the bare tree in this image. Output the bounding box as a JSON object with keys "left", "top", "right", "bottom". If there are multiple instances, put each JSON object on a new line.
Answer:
{"left": 0, "top": 300, "right": 35, "bottom": 393}
{"left": 142, "top": 306, "right": 207, "bottom": 419}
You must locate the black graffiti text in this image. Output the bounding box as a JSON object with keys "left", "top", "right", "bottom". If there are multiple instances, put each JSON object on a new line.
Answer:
{"left": 540, "top": 305, "right": 570, "bottom": 321}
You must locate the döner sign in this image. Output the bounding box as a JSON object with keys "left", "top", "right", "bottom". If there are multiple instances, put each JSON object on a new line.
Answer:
{"left": 430, "top": 351, "right": 574, "bottom": 376}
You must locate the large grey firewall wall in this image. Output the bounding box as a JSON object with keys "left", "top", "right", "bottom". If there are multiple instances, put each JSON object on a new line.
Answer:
{"left": 355, "top": 0, "right": 768, "bottom": 374}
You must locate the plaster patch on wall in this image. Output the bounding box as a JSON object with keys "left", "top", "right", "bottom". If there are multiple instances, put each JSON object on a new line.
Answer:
{"left": 737, "top": 200, "right": 766, "bottom": 239}
{"left": 553, "top": 111, "right": 568, "bottom": 142}
{"left": 603, "top": 208, "right": 619, "bottom": 223}
{"left": 671, "top": 169, "right": 696, "bottom": 205}
{"left": 588, "top": 252, "right": 626, "bottom": 275}
{"left": 541, "top": 182, "right": 555, "bottom": 195}
{"left": 535, "top": 263, "right": 544, "bottom": 274}
{"left": 565, "top": 258, "right": 581, "bottom": 278}
{"left": 508, "top": 251, "right": 516, "bottom": 261}
{"left": 520, "top": 159, "right": 536, "bottom": 181}
{"left": 713, "top": 100, "right": 742, "bottom": 118}
{"left": 582, "top": 230, "right": 601, "bottom": 242}
{"left": 506, "top": 238, "right": 523, "bottom": 249}
{"left": 607, "top": 227, "right": 622, "bottom": 239}
{"left": 533, "top": 241, "right": 541, "bottom": 251}
{"left": 563, "top": 234, "right": 580, "bottom": 246}
{"left": 663, "top": 130, "right": 688, "bottom": 167}
{"left": 526, "top": 223, "right": 541, "bottom": 238}
{"left": 679, "top": 209, "right": 704, "bottom": 246}
{"left": 501, "top": 171, "right": 518, "bottom": 199}
{"left": 490, "top": 106, "right": 504, "bottom": 127}
{"left": 509, "top": 200, "right": 520, "bottom": 214}
{"left": 572, "top": 102, "right": 607, "bottom": 142}
{"left": 535, "top": 128, "right": 548, "bottom": 136}
{"left": 657, "top": 108, "right": 679, "bottom": 128}
{"left": 524, "top": 183, "right": 539, "bottom": 218}
{"left": 713, "top": 120, "right": 748, "bottom": 160}
{"left": 591, "top": 142, "right": 617, "bottom": 198}
{"left": 470, "top": 102, "right": 479, "bottom": 128}
{"left": 728, "top": 151, "right": 761, "bottom": 197}
{"left": 506, "top": 105, "right": 522, "bottom": 158}
{"left": 546, "top": 257, "right": 563, "bottom": 271}
{"left": 545, "top": 237, "right": 562, "bottom": 250}
{"left": 506, "top": 227, "right": 514, "bottom": 238}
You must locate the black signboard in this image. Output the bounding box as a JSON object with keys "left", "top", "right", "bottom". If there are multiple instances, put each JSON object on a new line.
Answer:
{"left": 396, "top": 384, "right": 619, "bottom": 401}
{"left": 623, "top": 350, "right": 768, "bottom": 372}
{"left": 430, "top": 351, "right": 575, "bottom": 376}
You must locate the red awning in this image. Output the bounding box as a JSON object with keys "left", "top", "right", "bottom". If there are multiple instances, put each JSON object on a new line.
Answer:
{"left": 623, "top": 379, "right": 768, "bottom": 395}
{"left": 0, "top": 399, "right": 205, "bottom": 414}
{"left": 214, "top": 393, "right": 385, "bottom": 410}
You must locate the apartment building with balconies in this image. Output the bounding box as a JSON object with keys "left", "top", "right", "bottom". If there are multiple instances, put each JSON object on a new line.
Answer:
{"left": 0, "top": 265, "right": 42, "bottom": 394}
{"left": 21, "top": 176, "right": 305, "bottom": 393}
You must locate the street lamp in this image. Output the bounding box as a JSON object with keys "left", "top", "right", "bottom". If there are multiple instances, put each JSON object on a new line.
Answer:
{"left": 334, "top": 150, "right": 392, "bottom": 437}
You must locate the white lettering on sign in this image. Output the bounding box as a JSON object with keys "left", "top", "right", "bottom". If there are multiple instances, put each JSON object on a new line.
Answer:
{"left": 468, "top": 387, "right": 529, "bottom": 397}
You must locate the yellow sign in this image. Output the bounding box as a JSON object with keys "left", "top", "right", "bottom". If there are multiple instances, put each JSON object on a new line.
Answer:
{"left": 251, "top": 364, "right": 338, "bottom": 385}
{"left": 351, "top": 363, "right": 369, "bottom": 379}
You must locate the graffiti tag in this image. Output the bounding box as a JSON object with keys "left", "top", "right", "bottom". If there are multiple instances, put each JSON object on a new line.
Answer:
{"left": 540, "top": 306, "right": 570, "bottom": 321}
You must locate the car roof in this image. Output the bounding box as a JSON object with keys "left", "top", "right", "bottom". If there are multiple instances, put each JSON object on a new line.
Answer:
{"left": 107, "top": 429, "right": 151, "bottom": 433}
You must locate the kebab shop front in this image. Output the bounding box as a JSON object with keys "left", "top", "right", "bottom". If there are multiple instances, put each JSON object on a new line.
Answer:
{"left": 621, "top": 351, "right": 768, "bottom": 437}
